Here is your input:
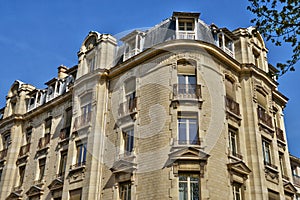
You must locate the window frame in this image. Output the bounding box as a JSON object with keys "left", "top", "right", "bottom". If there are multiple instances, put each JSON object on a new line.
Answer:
{"left": 59, "top": 150, "right": 68, "bottom": 177}
{"left": 232, "top": 182, "right": 243, "bottom": 200}
{"left": 178, "top": 173, "right": 200, "bottom": 200}
{"left": 262, "top": 138, "right": 272, "bottom": 166}
{"left": 122, "top": 128, "right": 134, "bottom": 155}
{"left": 119, "top": 181, "right": 132, "bottom": 200}
{"left": 38, "top": 158, "right": 46, "bottom": 181}
{"left": 177, "top": 112, "right": 199, "bottom": 145}
{"left": 76, "top": 142, "right": 87, "bottom": 166}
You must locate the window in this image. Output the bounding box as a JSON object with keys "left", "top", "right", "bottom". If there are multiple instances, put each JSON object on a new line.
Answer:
{"left": 228, "top": 128, "right": 239, "bottom": 157}
{"left": 70, "top": 188, "right": 82, "bottom": 200}
{"left": 262, "top": 139, "right": 272, "bottom": 166}
{"left": 268, "top": 189, "right": 280, "bottom": 200}
{"left": 59, "top": 151, "right": 68, "bottom": 177}
{"left": 123, "top": 128, "right": 134, "bottom": 155}
{"left": 125, "top": 79, "right": 136, "bottom": 113}
{"left": 65, "top": 108, "right": 72, "bottom": 128}
{"left": 119, "top": 181, "right": 131, "bottom": 200}
{"left": 179, "top": 20, "right": 194, "bottom": 31}
{"left": 2, "top": 133, "right": 11, "bottom": 149}
{"left": 225, "top": 77, "right": 235, "bottom": 99}
{"left": 279, "top": 152, "right": 286, "bottom": 176}
{"left": 81, "top": 103, "right": 91, "bottom": 124}
{"left": 87, "top": 57, "right": 95, "bottom": 72}
{"left": 19, "top": 165, "right": 26, "bottom": 186}
{"left": 45, "top": 118, "right": 52, "bottom": 135}
{"left": 26, "top": 127, "right": 32, "bottom": 144}
{"left": 178, "top": 75, "right": 197, "bottom": 96}
{"left": 0, "top": 169, "right": 2, "bottom": 182}
{"left": 232, "top": 182, "right": 242, "bottom": 200}
{"left": 178, "top": 173, "right": 200, "bottom": 200}
{"left": 76, "top": 143, "right": 87, "bottom": 166}
{"left": 38, "top": 158, "right": 46, "bottom": 181}
{"left": 178, "top": 113, "right": 199, "bottom": 145}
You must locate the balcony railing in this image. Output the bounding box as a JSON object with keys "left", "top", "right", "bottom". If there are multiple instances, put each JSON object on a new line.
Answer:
{"left": 0, "top": 148, "right": 8, "bottom": 160}
{"left": 124, "top": 48, "right": 141, "bottom": 60}
{"left": 225, "top": 96, "right": 240, "bottom": 116}
{"left": 173, "top": 84, "right": 201, "bottom": 99}
{"left": 230, "top": 151, "right": 243, "bottom": 160}
{"left": 70, "top": 161, "right": 86, "bottom": 169}
{"left": 293, "top": 174, "right": 300, "bottom": 186}
{"left": 38, "top": 134, "right": 50, "bottom": 149}
{"left": 60, "top": 127, "right": 71, "bottom": 140}
{"left": 264, "top": 161, "right": 278, "bottom": 170}
{"left": 73, "top": 112, "right": 91, "bottom": 130}
{"left": 119, "top": 97, "right": 137, "bottom": 117}
{"left": 276, "top": 127, "right": 285, "bottom": 141}
{"left": 178, "top": 31, "right": 196, "bottom": 40}
{"left": 19, "top": 143, "right": 30, "bottom": 157}
{"left": 223, "top": 46, "right": 234, "bottom": 58}
{"left": 175, "top": 140, "right": 201, "bottom": 146}
{"left": 257, "top": 108, "right": 273, "bottom": 128}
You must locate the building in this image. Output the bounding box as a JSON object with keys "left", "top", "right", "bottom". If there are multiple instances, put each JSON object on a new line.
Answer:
{"left": 0, "top": 11, "right": 299, "bottom": 200}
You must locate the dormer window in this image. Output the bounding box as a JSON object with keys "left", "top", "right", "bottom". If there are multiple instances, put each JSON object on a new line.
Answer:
{"left": 212, "top": 27, "right": 236, "bottom": 58}
{"left": 121, "top": 30, "right": 145, "bottom": 61}
{"left": 173, "top": 12, "right": 199, "bottom": 40}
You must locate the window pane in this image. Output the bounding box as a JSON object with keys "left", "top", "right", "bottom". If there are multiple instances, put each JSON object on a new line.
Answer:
{"left": 191, "top": 181, "right": 199, "bottom": 200}
{"left": 179, "top": 182, "right": 188, "bottom": 200}
{"left": 178, "top": 119, "right": 187, "bottom": 144}
{"left": 189, "top": 119, "right": 198, "bottom": 144}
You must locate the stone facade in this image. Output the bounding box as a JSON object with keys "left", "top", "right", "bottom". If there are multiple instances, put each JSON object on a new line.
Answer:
{"left": 0, "top": 11, "right": 298, "bottom": 200}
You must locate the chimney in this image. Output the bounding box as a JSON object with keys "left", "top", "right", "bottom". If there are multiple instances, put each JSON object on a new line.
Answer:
{"left": 58, "top": 65, "right": 68, "bottom": 79}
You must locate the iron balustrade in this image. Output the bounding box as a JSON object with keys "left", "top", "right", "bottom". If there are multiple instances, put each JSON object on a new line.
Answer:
{"left": 293, "top": 175, "right": 300, "bottom": 186}
{"left": 0, "top": 148, "right": 8, "bottom": 160}
{"left": 19, "top": 143, "right": 30, "bottom": 157}
{"left": 173, "top": 84, "right": 201, "bottom": 99}
{"left": 176, "top": 140, "right": 201, "bottom": 145}
{"left": 225, "top": 96, "right": 240, "bottom": 116}
{"left": 178, "top": 31, "right": 196, "bottom": 39}
{"left": 60, "top": 127, "right": 71, "bottom": 140}
{"left": 38, "top": 134, "right": 50, "bottom": 149}
{"left": 257, "top": 108, "right": 273, "bottom": 128}
{"left": 276, "top": 127, "right": 285, "bottom": 141}
{"left": 119, "top": 97, "right": 137, "bottom": 116}
{"left": 73, "top": 112, "right": 91, "bottom": 130}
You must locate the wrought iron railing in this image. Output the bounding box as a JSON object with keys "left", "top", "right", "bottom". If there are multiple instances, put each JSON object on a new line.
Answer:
{"left": 257, "top": 108, "right": 273, "bottom": 128}
{"left": 225, "top": 96, "right": 240, "bottom": 116}
{"left": 124, "top": 48, "right": 141, "bottom": 60}
{"left": 119, "top": 97, "right": 137, "bottom": 116}
{"left": 0, "top": 148, "right": 8, "bottom": 160}
{"left": 176, "top": 140, "right": 201, "bottom": 146}
{"left": 38, "top": 134, "right": 50, "bottom": 149}
{"left": 73, "top": 112, "right": 91, "bottom": 130}
{"left": 70, "top": 161, "right": 86, "bottom": 169}
{"left": 264, "top": 161, "right": 278, "bottom": 170}
{"left": 60, "top": 127, "right": 71, "bottom": 140}
{"left": 178, "top": 31, "right": 196, "bottom": 40}
{"left": 19, "top": 143, "right": 30, "bottom": 157}
{"left": 173, "top": 84, "right": 201, "bottom": 99}
{"left": 293, "top": 174, "right": 300, "bottom": 186}
{"left": 276, "top": 127, "right": 285, "bottom": 141}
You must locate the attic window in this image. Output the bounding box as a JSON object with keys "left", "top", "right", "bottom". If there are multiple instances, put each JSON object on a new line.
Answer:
{"left": 178, "top": 19, "right": 194, "bottom": 31}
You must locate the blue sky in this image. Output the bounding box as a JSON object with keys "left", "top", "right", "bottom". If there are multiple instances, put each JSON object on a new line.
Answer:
{"left": 0, "top": 1, "right": 299, "bottom": 157}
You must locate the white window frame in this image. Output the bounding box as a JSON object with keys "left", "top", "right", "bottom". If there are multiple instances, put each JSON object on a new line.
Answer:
{"left": 119, "top": 181, "right": 131, "bottom": 200}
{"left": 178, "top": 173, "right": 200, "bottom": 200}
{"left": 232, "top": 182, "right": 242, "bottom": 200}
{"left": 177, "top": 113, "right": 199, "bottom": 145}
{"left": 262, "top": 139, "right": 272, "bottom": 165}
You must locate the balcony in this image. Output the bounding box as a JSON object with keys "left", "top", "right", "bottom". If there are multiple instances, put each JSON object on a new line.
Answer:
{"left": 118, "top": 97, "right": 137, "bottom": 117}
{"left": 38, "top": 134, "right": 50, "bottom": 149}
{"left": 178, "top": 31, "right": 195, "bottom": 40}
{"left": 293, "top": 175, "right": 300, "bottom": 186}
{"left": 173, "top": 84, "right": 201, "bottom": 99}
{"left": 59, "top": 127, "right": 71, "bottom": 140}
{"left": 223, "top": 46, "right": 234, "bottom": 57}
{"left": 124, "top": 48, "right": 141, "bottom": 60}
{"left": 276, "top": 127, "right": 285, "bottom": 142}
{"left": 174, "top": 140, "right": 201, "bottom": 146}
{"left": 225, "top": 96, "right": 240, "bottom": 116}
{"left": 264, "top": 161, "right": 278, "bottom": 170}
{"left": 0, "top": 148, "right": 8, "bottom": 161}
{"left": 73, "top": 112, "right": 91, "bottom": 131}
{"left": 257, "top": 108, "right": 273, "bottom": 128}
{"left": 19, "top": 143, "right": 30, "bottom": 157}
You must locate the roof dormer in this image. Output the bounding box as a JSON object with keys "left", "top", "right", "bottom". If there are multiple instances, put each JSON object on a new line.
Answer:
{"left": 172, "top": 11, "right": 200, "bottom": 40}
{"left": 121, "top": 30, "right": 145, "bottom": 61}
